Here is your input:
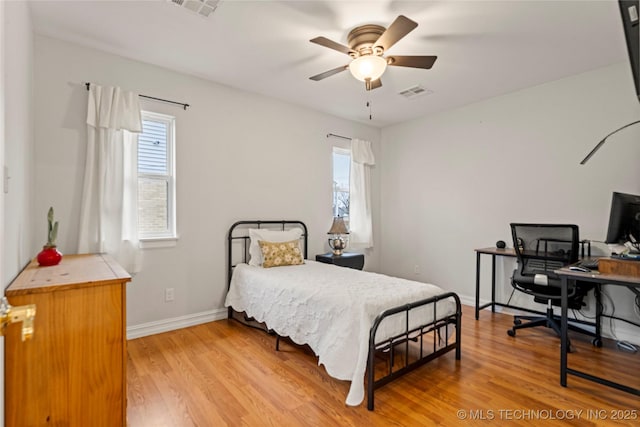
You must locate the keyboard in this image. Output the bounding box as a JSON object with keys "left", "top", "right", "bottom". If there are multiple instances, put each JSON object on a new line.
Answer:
{"left": 579, "top": 258, "right": 600, "bottom": 270}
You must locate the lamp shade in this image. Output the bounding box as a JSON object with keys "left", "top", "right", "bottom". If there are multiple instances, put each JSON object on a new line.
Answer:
{"left": 349, "top": 55, "right": 387, "bottom": 82}
{"left": 327, "top": 217, "right": 349, "bottom": 235}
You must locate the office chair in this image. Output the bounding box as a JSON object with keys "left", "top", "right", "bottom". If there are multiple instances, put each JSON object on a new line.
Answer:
{"left": 507, "top": 223, "right": 598, "bottom": 348}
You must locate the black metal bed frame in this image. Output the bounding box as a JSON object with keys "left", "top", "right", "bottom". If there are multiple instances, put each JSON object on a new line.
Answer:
{"left": 226, "top": 220, "right": 462, "bottom": 411}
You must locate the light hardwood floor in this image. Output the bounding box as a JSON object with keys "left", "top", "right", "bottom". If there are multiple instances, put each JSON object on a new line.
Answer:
{"left": 127, "top": 305, "right": 639, "bottom": 426}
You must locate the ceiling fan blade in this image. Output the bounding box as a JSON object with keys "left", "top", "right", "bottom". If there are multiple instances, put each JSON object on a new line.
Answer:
{"left": 374, "top": 15, "right": 418, "bottom": 52}
{"left": 387, "top": 55, "right": 437, "bottom": 69}
{"left": 310, "top": 37, "right": 355, "bottom": 56}
{"left": 309, "top": 65, "right": 349, "bottom": 81}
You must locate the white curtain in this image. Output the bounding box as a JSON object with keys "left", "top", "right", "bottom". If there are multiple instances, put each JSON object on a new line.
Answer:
{"left": 78, "top": 84, "right": 143, "bottom": 273}
{"left": 349, "top": 139, "right": 375, "bottom": 249}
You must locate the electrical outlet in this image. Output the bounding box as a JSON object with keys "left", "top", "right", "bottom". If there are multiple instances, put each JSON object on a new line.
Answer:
{"left": 165, "top": 288, "right": 175, "bottom": 302}
{"left": 414, "top": 265, "right": 420, "bottom": 275}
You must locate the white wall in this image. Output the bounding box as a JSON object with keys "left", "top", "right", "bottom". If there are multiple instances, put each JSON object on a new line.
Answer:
{"left": 380, "top": 63, "right": 640, "bottom": 342}
{"left": 2, "top": 1, "right": 35, "bottom": 425}
{"left": 4, "top": 1, "right": 34, "bottom": 283}
{"left": 33, "top": 36, "right": 381, "bottom": 332}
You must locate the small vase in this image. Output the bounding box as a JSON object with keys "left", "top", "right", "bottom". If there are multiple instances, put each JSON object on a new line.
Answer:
{"left": 37, "top": 245, "right": 63, "bottom": 267}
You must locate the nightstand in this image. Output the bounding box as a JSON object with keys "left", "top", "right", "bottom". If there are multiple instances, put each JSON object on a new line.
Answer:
{"left": 315, "top": 252, "right": 364, "bottom": 270}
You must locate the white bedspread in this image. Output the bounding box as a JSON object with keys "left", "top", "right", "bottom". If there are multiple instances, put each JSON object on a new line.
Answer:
{"left": 224, "top": 260, "right": 456, "bottom": 406}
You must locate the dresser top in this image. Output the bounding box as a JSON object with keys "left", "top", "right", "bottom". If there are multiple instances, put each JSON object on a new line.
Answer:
{"left": 7, "top": 253, "right": 131, "bottom": 295}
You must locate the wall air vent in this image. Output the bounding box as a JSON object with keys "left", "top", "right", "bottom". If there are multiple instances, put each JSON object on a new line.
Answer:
{"left": 168, "top": 0, "right": 220, "bottom": 18}
{"left": 398, "top": 85, "right": 434, "bottom": 99}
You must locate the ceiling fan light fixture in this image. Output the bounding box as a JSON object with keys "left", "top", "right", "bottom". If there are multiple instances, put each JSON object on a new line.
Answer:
{"left": 309, "top": 15, "right": 433, "bottom": 91}
{"left": 349, "top": 55, "right": 387, "bottom": 82}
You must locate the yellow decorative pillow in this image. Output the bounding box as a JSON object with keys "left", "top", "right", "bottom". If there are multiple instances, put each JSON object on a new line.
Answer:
{"left": 258, "top": 239, "right": 304, "bottom": 268}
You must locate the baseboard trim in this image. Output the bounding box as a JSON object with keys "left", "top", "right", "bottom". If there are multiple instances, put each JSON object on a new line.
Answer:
{"left": 460, "top": 294, "right": 639, "bottom": 346}
{"left": 127, "top": 297, "right": 638, "bottom": 346}
{"left": 459, "top": 295, "right": 477, "bottom": 308}
{"left": 126, "top": 308, "right": 227, "bottom": 340}
{"left": 126, "top": 299, "right": 482, "bottom": 340}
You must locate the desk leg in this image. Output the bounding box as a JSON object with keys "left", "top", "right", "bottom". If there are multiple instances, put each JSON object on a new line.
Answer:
{"left": 560, "top": 276, "right": 569, "bottom": 387}
{"left": 491, "top": 254, "right": 496, "bottom": 313}
{"left": 475, "top": 252, "right": 481, "bottom": 320}
{"left": 594, "top": 284, "right": 602, "bottom": 346}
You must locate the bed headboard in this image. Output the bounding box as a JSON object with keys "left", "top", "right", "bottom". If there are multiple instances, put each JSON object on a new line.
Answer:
{"left": 227, "top": 220, "right": 308, "bottom": 290}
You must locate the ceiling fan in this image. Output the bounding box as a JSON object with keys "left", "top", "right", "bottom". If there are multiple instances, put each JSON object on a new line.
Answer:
{"left": 309, "top": 15, "right": 437, "bottom": 91}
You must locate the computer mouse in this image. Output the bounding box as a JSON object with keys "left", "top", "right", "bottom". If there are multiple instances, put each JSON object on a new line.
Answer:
{"left": 569, "top": 266, "right": 590, "bottom": 273}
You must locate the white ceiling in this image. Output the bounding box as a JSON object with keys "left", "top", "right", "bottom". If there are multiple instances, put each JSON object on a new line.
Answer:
{"left": 28, "top": 0, "right": 629, "bottom": 128}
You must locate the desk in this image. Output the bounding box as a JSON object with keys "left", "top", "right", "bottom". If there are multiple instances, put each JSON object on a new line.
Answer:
{"left": 557, "top": 263, "right": 640, "bottom": 396}
{"left": 475, "top": 244, "right": 592, "bottom": 320}
{"left": 474, "top": 247, "right": 517, "bottom": 320}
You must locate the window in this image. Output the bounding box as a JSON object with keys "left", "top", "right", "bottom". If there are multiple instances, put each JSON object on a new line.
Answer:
{"left": 332, "top": 146, "right": 350, "bottom": 218}
{"left": 137, "top": 111, "right": 176, "bottom": 240}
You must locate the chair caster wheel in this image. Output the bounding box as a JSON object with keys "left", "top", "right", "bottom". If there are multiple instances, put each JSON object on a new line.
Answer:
{"left": 592, "top": 338, "right": 603, "bottom": 348}
{"left": 507, "top": 329, "right": 516, "bottom": 337}
{"left": 514, "top": 319, "right": 522, "bottom": 326}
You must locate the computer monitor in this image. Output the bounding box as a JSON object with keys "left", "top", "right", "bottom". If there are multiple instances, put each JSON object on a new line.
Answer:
{"left": 605, "top": 191, "right": 640, "bottom": 250}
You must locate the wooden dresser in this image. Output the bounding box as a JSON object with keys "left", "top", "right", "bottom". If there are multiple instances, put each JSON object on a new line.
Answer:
{"left": 4, "top": 253, "right": 131, "bottom": 426}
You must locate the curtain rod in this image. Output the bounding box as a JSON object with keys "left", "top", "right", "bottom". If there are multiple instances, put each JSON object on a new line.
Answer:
{"left": 327, "top": 133, "right": 351, "bottom": 141}
{"left": 85, "top": 82, "right": 190, "bottom": 110}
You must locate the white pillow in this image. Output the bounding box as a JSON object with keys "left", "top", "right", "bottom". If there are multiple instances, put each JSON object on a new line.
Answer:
{"left": 248, "top": 228, "right": 303, "bottom": 266}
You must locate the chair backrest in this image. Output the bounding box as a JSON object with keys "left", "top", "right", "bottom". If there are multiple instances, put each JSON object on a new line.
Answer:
{"left": 510, "top": 223, "right": 579, "bottom": 281}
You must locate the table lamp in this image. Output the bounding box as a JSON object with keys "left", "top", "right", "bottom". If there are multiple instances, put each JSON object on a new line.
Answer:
{"left": 328, "top": 217, "right": 349, "bottom": 256}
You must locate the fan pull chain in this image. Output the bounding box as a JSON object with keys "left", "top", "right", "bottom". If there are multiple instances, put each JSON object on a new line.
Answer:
{"left": 367, "top": 101, "right": 372, "bottom": 120}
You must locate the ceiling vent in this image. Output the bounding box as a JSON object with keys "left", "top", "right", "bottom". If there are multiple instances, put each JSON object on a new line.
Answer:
{"left": 398, "top": 85, "right": 433, "bottom": 100}
{"left": 168, "top": 0, "right": 220, "bottom": 18}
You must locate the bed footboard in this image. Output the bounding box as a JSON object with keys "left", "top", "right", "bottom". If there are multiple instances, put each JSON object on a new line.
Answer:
{"left": 367, "top": 291, "right": 462, "bottom": 411}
